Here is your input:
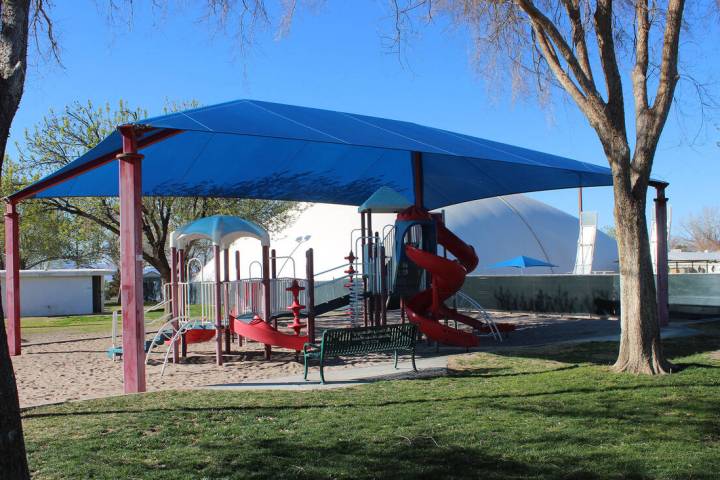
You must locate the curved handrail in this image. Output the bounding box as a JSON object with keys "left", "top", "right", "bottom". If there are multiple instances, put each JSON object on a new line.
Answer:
{"left": 452, "top": 291, "right": 502, "bottom": 341}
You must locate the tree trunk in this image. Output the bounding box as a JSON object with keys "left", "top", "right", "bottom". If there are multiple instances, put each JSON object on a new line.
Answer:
{"left": 1, "top": 1, "right": 33, "bottom": 477}
{"left": 612, "top": 182, "right": 673, "bottom": 374}
{"left": 0, "top": 131, "right": 31, "bottom": 480}
{"left": 0, "top": 116, "right": 30, "bottom": 480}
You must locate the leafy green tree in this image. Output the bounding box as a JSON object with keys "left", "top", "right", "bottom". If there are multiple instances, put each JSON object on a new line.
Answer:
{"left": 17, "top": 100, "right": 301, "bottom": 283}
{"left": 0, "top": 158, "right": 110, "bottom": 269}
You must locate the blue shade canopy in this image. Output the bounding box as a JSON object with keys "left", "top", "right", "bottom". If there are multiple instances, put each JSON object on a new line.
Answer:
{"left": 171, "top": 215, "right": 270, "bottom": 249}
{"left": 488, "top": 255, "right": 559, "bottom": 269}
{"left": 11, "top": 99, "right": 614, "bottom": 209}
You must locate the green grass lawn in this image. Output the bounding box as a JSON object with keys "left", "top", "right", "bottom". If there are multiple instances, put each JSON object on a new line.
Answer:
{"left": 21, "top": 322, "right": 720, "bottom": 479}
{"left": 21, "top": 304, "right": 202, "bottom": 336}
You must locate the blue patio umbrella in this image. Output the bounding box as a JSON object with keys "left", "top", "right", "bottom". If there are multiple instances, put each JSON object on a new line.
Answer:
{"left": 488, "top": 255, "right": 558, "bottom": 272}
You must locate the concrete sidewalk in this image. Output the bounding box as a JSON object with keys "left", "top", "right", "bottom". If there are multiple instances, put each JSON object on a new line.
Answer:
{"left": 203, "top": 354, "right": 449, "bottom": 391}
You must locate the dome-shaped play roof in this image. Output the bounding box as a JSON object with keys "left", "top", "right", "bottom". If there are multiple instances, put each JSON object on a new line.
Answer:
{"left": 172, "top": 215, "right": 270, "bottom": 250}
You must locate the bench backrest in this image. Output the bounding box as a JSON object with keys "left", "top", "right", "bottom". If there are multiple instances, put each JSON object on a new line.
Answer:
{"left": 320, "top": 323, "right": 417, "bottom": 357}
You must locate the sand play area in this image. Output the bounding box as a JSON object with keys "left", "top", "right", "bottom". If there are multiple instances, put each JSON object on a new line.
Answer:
{"left": 12, "top": 311, "right": 621, "bottom": 408}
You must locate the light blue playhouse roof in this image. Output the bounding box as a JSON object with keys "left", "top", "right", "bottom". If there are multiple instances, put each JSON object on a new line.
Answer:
{"left": 10, "top": 99, "right": 616, "bottom": 208}
{"left": 171, "top": 215, "right": 270, "bottom": 249}
{"left": 358, "top": 186, "right": 412, "bottom": 213}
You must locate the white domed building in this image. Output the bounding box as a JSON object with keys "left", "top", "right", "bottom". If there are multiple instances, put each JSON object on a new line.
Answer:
{"left": 196, "top": 194, "right": 618, "bottom": 280}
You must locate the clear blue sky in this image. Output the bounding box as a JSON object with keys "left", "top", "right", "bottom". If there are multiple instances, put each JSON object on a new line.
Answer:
{"left": 9, "top": 1, "right": 720, "bottom": 234}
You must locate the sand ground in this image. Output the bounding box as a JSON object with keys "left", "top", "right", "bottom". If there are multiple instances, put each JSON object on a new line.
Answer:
{"left": 12, "top": 311, "right": 619, "bottom": 408}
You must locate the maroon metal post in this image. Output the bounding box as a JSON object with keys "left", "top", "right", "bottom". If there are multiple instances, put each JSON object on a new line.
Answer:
{"left": 578, "top": 187, "right": 584, "bottom": 217}
{"left": 234, "top": 250, "right": 243, "bottom": 346}
{"left": 361, "top": 212, "right": 368, "bottom": 328}
{"left": 4, "top": 201, "right": 21, "bottom": 356}
{"left": 271, "top": 248, "right": 278, "bottom": 331}
{"left": 654, "top": 184, "right": 670, "bottom": 327}
{"left": 223, "top": 247, "right": 231, "bottom": 353}
{"left": 306, "top": 248, "right": 316, "bottom": 343}
{"left": 118, "top": 125, "right": 146, "bottom": 394}
{"left": 170, "top": 246, "right": 180, "bottom": 363}
{"left": 380, "top": 239, "right": 388, "bottom": 325}
{"left": 367, "top": 209, "right": 374, "bottom": 326}
{"left": 178, "top": 248, "right": 188, "bottom": 357}
{"left": 213, "top": 244, "right": 223, "bottom": 366}
{"left": 262, "top": 245, "right": 272, "bottom": 359}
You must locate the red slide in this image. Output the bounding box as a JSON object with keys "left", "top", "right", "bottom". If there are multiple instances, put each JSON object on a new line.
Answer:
{"left": 404, "top": 221, "right": 485, "bottom": 347}
{"left": 231, "top": 313, "right": 308, "bottom": 352}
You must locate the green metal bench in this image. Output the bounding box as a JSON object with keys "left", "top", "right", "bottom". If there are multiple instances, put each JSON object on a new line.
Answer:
{"left": 303, "top": 323, "right": 418, "bottom": 384}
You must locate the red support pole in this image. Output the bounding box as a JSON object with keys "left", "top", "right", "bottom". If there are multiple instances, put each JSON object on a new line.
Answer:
{"left": 262, "top": 245, "right": 272, "bottom": 359}
{"left": 213, "top": 245, "right": 223, "bottom": 366}
{"left": 223, "top": 247, "right": 231, "bottom": 353}
{"left": 234, "top": 250, "right": 243, "bottom": 346}
{"left": 654, "top": 185, "right": 670, "bottom": 327}
{"left": 367, "top": 210, "right": 374, "bottom": 326}
{"left": 360, "top": 212, "right": 368, "bottom": 328}
{"left": 178, "top": 248, "right": 188, "bottom": 357}
{"left": 170, "top": 246, "right": 180, "bottom": 364}
{"left": 4, "top": 202, "right": 21, "bottom": 356}
{"left": 118, "top": 125, "right": 146, "bottom": 394}
{"left": 270, "top": 248, "right": 278, "bottom": 331}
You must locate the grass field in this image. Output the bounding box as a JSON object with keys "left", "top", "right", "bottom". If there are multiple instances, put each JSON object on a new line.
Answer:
{"left": 21, "top": 321, "right": 720, "bottom": 479}
{"left": 20, "top": 303, "right": 201, "bottom": 336}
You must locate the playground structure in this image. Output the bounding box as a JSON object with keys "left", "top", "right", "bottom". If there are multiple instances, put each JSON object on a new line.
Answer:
{"left": 4, "top": 99, "right": 670, "bottom": 394}
{"left": 120, "top": 199, "right": 507, "bottom": 371}
{"left": 346, "top": 200, "right": 509, "bottom": 347}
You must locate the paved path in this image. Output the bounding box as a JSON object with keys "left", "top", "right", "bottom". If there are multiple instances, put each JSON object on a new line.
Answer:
{"left": 204, "top": 354, "right": 449, "bottom": 391}
{"left": 201, "top": 318, "right": 716, "bottom": 392}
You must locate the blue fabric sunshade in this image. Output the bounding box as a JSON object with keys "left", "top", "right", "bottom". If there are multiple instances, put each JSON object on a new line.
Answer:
{"left": 10, "top": 99, "right": 614, "bottom": 209}
{"left": 488, "top": 256, "right": 559, "bottom": 269}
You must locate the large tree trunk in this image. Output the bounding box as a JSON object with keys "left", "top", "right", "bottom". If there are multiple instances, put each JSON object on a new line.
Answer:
{"left": 612, "top": 181, "right": 673, "bottom": 374}
{"left": 1, "top": 1, "right": 32, "bottom": 478}
{"left": 0, "top": 131, "right": 31, "bottom": 480}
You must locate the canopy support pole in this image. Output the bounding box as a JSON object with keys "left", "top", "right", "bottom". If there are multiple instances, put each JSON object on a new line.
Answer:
{"left": 654, "top": 184, "right": 669, "bottom": 327}
{"left": 412, "top": 151, "right": 424, "bottom": 208}
{"left": 118, "top": 125, "right": 146, "bottom": 394}
{"left": 4, "top": 201, "right": 21, "bottom": 356}
{"left": 170, "top": 246, "right": 180, "bottom": 364}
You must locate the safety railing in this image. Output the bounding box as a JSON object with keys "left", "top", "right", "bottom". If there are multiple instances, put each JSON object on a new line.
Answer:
{"left": 450, "top": 291, "right": 503, "bottom": 342}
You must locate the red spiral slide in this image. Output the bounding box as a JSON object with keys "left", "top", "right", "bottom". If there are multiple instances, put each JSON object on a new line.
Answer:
{"left": 404, "top": 221, "right": 487, "bottom": 347}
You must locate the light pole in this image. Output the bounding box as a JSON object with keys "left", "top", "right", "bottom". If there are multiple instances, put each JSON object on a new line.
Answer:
{"left": 278, "top": 235, "right": 311, "bottom": 277}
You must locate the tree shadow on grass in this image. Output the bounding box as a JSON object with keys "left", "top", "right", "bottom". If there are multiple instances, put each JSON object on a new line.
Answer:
{"left": 23, "top": 380, "right": 720, "bottom": 421}
{"left": 50, "top": 433, "right": 659, "bottom": 480}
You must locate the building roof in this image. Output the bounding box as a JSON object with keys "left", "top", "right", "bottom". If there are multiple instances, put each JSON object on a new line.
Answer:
{"left": 669, "top": 250, "right": 720, "bottom": 262}
{"left": 0, "top": 269, "right": 115, "bottom": 278}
